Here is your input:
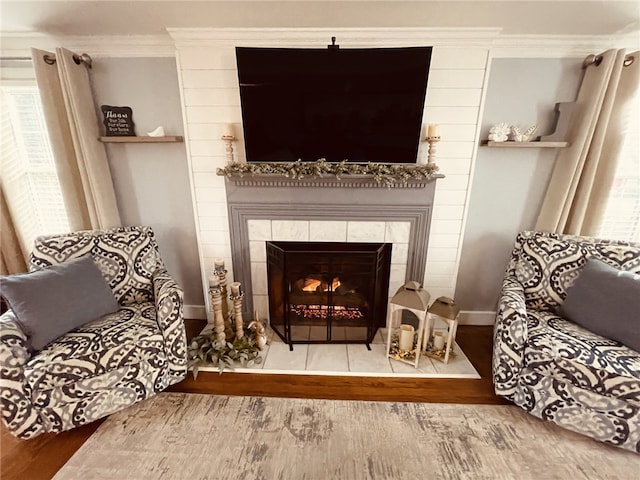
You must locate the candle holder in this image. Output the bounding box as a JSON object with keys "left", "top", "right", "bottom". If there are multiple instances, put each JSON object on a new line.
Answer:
{"left": 221, "top": 134, "right": 237, "bottom": 164}
{"left": 214, "top": 262, "right": 229, "bottom": 324}
{"left": 426, "top": 135, "right": 441, "bottom": 165}
{"left": 229, "top": 291, "right": 245, "bottom": 339}
{"left": 208, "top": 284, "right": 226, "bottom": 343}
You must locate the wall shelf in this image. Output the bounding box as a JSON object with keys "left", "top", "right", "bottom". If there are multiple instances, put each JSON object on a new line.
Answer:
{"left": 481, "top": 140, "right": 569, "bottom": 148}
{"left": 99, "top": 136, "right": 184, "bottom": 143}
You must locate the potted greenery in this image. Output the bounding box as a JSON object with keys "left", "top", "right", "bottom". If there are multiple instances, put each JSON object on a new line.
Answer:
{"left": 188, "top": 331, "right": 263, "bottom": 378}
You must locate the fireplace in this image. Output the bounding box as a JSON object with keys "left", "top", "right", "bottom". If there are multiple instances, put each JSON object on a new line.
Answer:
{"left": 266, "top": 241, "right": 392, "bottom": 349}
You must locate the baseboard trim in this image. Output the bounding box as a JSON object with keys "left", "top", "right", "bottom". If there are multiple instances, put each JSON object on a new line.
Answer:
{"left": 184, "top": 305, "right": 207, "bottom": 320}
{"left": 458, "top": 311, "right": 496, "bottom": 326}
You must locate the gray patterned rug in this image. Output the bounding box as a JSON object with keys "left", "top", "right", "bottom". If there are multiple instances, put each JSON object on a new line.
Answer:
{"left": 54, "top": 393, "right": 639, "bottom": 480}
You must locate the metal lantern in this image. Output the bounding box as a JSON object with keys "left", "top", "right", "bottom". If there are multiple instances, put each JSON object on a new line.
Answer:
{"left": 424, "top": 296, "right": 461, "bottom": 364}
{"left": 385, "top": 281, "right": 431, "bottom": 368}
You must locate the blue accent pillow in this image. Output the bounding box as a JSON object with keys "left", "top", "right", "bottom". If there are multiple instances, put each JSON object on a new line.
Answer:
{"left": 0, "top": 255, "right": 119, "bottom": 352}
{"left": 560, "top": 258, "right": 640, "bottom": 352}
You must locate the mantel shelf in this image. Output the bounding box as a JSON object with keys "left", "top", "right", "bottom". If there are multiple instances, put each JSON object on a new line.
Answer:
{"left": 222, "top": 173, "right": 445, "bottom": 189}
{"left": 481, "top": 140, "right": 569, "bottom": 148}
{"left": 99, "top": 136, "right": 184, "bottom": 143}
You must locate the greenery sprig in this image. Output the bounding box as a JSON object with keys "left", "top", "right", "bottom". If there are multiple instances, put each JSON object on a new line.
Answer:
{"left": 216, "top": 159, "right": 440, "bottom": 187}
{"left": 188, "top": 333, "right": 263, "bottom": 377}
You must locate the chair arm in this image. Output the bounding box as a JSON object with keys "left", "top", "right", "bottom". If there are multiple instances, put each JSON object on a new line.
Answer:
{"left": 0, "top": 312, "right": 45, "bottom": 438}
{"left": 492, "top": 275, "right": 529, "bottom": 400}
{"left": 152, "top": 268, "right": 187, "bottom": 383}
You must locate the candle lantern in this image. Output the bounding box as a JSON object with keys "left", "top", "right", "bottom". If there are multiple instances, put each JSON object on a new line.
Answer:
{"left": 385, "top": 281, "right": 431, "bottom": 369}
{"left": 423, "top": 296, "right": 461, "bottom": 364}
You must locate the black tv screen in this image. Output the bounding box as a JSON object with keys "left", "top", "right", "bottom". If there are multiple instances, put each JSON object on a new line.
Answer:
{"left": 236, "top": 46, "right": 432, "bottom": 164}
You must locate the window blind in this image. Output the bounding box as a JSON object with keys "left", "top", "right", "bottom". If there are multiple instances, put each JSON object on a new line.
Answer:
{"left": 1, "top": 86, "right": 69, "bottom": 253}
{"left": 597, "top": 90, "right": 640, "bottom": 243}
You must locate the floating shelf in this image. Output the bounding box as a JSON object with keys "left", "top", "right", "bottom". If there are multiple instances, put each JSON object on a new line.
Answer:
{"left": 481, "top": 140, "right": 569, "bottom": 148}
{"left": 99, "top": 136, "right": 184, "bottom": 143}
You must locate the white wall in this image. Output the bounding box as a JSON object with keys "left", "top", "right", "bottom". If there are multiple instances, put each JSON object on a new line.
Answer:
{"left": 455, "top": 58, "right": 584, "bottom": 313}
{"left": 90, "top": 57, "right": 205, "bottom": 313}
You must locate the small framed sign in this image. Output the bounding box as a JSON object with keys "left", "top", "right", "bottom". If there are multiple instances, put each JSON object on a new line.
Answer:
{"left": 101, "top": 105, "right": 135, "bottom": 136}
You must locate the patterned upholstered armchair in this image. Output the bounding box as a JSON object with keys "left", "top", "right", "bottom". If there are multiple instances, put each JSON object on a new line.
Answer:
{"left": 493, "top": 231, "right": 640, "bottom": 452}
{"left": 0, "top": 226, "right": 187, "bottom": 439}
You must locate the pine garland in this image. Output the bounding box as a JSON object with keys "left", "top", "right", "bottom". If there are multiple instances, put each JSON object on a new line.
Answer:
{"left": 216, "top": 159, "right": 440, "bottom": 187}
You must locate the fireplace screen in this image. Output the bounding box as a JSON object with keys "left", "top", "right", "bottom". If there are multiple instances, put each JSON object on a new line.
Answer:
{"left": 266, "top": 241, "right": 392, "bottom": 349}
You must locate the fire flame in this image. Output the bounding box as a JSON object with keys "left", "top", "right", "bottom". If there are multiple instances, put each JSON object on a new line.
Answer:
{"left": 301, "top": 277, "right": 341, "bottom": 292}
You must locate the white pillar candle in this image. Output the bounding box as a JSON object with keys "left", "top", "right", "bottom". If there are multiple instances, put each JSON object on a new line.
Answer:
{"left": 230, "top": 282, "right": 241, "bottom": 296}
{"left": 214, "top": 258, "right": 225, "bottom": 272}
{"left": 208, "top": 275, "right": 219, "bottom": 288}
{"left": 223, "top": 123, "right": 235, "bottom": 138}
{"left": 427, "top": 123, "right": 440, "bottom": 138}
{"left": 433, "top": 331, "right": 445, "bottom": 350}
{"left": 399, "top": 324, "right": 415, "bottom": 351}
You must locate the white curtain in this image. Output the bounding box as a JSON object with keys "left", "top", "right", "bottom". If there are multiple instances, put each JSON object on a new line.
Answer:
{"left": 31, "top": 47, "right": 121, "bottom": 231}
{"left": 535, "top": 49, "right": 639, "bottom": 235}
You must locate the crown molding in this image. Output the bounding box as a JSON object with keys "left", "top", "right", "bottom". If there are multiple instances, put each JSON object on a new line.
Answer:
{"left": 491, "top": 34, "right": 640, "bottom": 58}
{"left": 2, "top": 28, "right": 636, "bottom": 59}
{"left": 167, "top": 27, "right": 503, "bottom": 48}
{"left": 0, "top": 32, "right": 175, "bottom": 58}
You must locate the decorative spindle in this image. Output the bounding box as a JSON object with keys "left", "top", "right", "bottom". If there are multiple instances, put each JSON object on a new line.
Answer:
{"left": 214, "top": 259, "right": 229, "bottom": 324}
{"left": 229, "top": 282, "right": 244, "bottom": 338}
{"left": 208, "top": 275, "right": 225, "bottom": 343}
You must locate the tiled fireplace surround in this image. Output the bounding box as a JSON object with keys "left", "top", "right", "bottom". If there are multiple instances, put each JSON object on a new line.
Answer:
{"left": 225, "top": 178, "right": 440, "bottom": 320}
{"left": 170, "top": 28, "right": 490, "bottom": 323}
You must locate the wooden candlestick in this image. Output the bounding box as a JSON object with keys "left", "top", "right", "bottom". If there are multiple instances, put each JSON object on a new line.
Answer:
{"left": 209, "top": 285, "right": 225, "bottom": 343}
{"left": 230, "top": 286, "right": 244, "bottom": 339}
{"left": 214, "top": 267, "right": 229, "bottom": 325}
{"left": 426, "top": 135, "right": 441, "bottom": 165}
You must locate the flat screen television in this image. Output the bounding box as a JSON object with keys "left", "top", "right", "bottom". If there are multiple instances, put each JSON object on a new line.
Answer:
{"left": 235, "top": 46, "right": 432, "bottom": 164}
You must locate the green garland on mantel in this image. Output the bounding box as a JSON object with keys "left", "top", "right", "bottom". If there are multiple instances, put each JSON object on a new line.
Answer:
{"left": 216, "top": 160, "right": 441, "bottom": 187}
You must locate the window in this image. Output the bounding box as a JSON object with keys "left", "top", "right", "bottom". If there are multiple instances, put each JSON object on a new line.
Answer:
{"left": 1, "top": 86, "right": 69, "bottom": 253}
{"left": 596, "top": 89, "right": 640, "bottom": 243}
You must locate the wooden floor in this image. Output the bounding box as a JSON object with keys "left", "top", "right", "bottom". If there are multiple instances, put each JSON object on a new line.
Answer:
{"left": 0, "top": 321, "right": 506, "bottom": 480}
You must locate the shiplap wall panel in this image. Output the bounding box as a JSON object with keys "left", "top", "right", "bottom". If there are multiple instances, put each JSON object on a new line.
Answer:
{"left": 174, "top": 31, "right": 490, "bottom": 317}
{"left": 191, "top": 156, "right": 218, "bottom": 172}
{"left": 428, "top": 69, "right": 485, "bottom": 88}
{"left": 425, "top": 89, "right": 482, "bottom": 107}
{"left": 183, "top": 88, "right": 241, "bottom": 106}
{"left": 186, "top": 106, "right": 242, "bottom": 123}
{"left": 181, "top": 70, "right": 239, "bottom": 89}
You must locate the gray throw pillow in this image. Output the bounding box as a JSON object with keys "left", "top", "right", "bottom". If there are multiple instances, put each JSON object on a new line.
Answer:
{"left": 560, "top": 258, "right": 640, "bottom": 352}
{"left": 0, "top": 255, "right": 119, "bottom": 352}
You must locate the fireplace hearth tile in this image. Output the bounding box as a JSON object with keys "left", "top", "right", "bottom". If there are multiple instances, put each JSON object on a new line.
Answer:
{"left": 262, "top": 342, "right": 309, "bottom": 371}
{"left": 347, "top": 344, "right": 394, "bottom": 374}
{"left": 306, "top": 344, "right": 349, "bottom": 372}
{"left": 390, "top": 356, "right": 438, "bottom": 375}
{"left": 431, "top": 343, "right": 476, "bottom": 375}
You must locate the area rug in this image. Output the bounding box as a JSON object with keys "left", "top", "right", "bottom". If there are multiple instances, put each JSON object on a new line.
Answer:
{"left": 54, "top": 393, "right": 639, "bottom": 480}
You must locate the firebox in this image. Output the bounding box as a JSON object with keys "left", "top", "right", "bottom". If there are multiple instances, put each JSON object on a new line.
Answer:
{"left": 266, "top": 241, "right": 392, "bottom": 349}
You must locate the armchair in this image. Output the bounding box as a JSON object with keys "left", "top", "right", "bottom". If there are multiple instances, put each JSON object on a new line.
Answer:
{"left": 493, "top": 231, "right": 640, "bottom": 452}
{"left": 0, "top": 226, "right": 187, "bottom": 439}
